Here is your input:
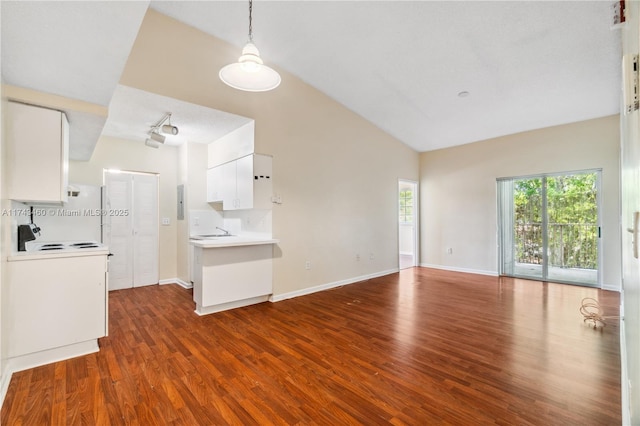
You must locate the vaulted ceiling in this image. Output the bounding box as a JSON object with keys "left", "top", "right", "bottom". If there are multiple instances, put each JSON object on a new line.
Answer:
{"left": 1, "top": 1, "right": 622, "bottom": 156}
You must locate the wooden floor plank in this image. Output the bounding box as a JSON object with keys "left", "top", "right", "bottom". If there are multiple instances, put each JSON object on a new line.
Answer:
{"left": 1, "top": 268, "right": 621, "bottom": 424}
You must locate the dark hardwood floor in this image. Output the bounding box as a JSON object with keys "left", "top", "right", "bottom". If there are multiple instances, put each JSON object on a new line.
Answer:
{"left": 1, "top": 268, "right": 621, "bottom": 425}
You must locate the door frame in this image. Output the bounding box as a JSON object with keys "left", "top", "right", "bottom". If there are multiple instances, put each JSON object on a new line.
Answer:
{"left": 398, "top": 179, "right": 419, "bottom": 269}
{"left": 103, "top": 169, "right": 160, "bottom": 290}
{"left": 497, "top": 168, "right": 602, "bottom": 287}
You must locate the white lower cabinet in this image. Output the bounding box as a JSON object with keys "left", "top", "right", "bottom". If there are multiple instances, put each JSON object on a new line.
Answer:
{"left": 192, "top": 242, "right": 275, "bottom": 315}
{"left": 5, "top": 254, "right": 108, "bottom": 359}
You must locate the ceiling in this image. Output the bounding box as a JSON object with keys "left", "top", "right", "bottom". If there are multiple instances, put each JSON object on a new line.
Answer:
{"left": 103, "top": 85, "right": 252, "bottom": 146}
{"left": 1, "top": 1, "right": 623, "bottom": 155}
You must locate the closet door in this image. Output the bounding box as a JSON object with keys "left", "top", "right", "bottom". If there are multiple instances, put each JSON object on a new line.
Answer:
{"left": 133, "top": 174, "right": 159, "bottom": 287}
{"left": 105, "top": 171, "right": 159, "bottom": 290}
{"left": 105, "top": 172, "right": 134, "bottom": 291}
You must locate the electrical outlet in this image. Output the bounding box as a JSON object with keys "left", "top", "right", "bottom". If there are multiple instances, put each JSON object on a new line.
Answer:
{"left": 447, "top": 248, "right": 453, "bottom": 254}
{"left": 305, "top": 260, "right": 311, "bottom": 270}
{"left": 162, "top": 217, "right": 170, "bottom": 226}
{"left": 194, "top": 217, "right": 199, "bottom": 226}
{"left": 369, "top": 253, "right": 374, "bottom": 260}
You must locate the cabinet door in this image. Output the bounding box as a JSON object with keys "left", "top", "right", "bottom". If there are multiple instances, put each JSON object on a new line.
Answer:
{"left": 220, "top": 161, "right": 238, "bottom": 210}
{"left": 206, "top": 166, "right": 224, "bottom": 202}
{"left": 7, "top": 102, "right": 68, "bottom": 203}
{"left": 7, "top": 255, "right": 106, "bottom": 358}
{"left": 235, "top": 155, "right": 254, "bottom": 210}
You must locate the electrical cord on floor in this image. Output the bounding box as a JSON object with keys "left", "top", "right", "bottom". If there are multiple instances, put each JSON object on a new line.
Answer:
{"left": 580, "top": 297, "right": 619, "bottom": 329}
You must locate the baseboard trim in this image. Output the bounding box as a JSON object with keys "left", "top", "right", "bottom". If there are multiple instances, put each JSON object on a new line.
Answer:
{"left": 195, "top": 295, "right": 270, "bottom": 315}
{"left": 602, "top": 283, "right": 622, "bottom": 292}
{"left": 270, "top": 269, "right": 399, "bottom": 303}
{"left": 6, "top": 340, "right": 99, "bottom": 374}
{"left": 159, "top": 278, "right": 193, "bottom": 289}
{"left": 420, "top": 263, "right": 499, "bottom": 277}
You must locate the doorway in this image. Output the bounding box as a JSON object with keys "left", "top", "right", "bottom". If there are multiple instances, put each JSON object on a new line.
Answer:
{"left": 399, "top": 180, "right": 418, "bottom": 269}
{"left": 497, "top": 170, "right": 601, "bottom": 286}
{"left": 104, "top": 170, "right": 159, "bottom": 290}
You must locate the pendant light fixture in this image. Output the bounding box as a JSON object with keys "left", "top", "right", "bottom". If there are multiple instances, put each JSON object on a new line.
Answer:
{"left": 219, "top": 0, "right": 281, "bottom": 92}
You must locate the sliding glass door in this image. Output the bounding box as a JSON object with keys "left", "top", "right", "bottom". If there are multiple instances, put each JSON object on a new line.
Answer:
{"left": 498, "top": 170, "right": 601, "bottom": 287}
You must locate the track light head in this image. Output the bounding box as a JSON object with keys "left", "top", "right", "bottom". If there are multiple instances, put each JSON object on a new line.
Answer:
{"left": 150, "top": 132, "right": 166, "bottom": 143}
{"left": 145, "top": 138, "right": 161, "bottom": 148}
{"left": 161, "top": 124, "right": 179, "bottom": 135}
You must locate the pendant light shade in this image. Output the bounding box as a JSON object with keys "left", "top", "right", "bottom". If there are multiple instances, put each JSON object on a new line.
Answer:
{"left": 219, "top": 0, "right": 280, "bottom": 92}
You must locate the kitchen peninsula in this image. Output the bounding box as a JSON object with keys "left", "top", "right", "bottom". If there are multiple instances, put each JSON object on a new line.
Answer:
{"left": 191, "top": 236, "right": 279, "bottom": 315}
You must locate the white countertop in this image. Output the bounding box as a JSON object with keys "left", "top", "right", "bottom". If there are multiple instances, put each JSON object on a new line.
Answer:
{"left": 8, "top": 247, "right": 110, "bottom": 262}
{"left": 190, "top": 236, "right": 279, "bottom": 248}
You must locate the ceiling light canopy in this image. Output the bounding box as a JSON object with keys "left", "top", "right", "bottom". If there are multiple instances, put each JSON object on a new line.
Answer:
{"left": 219, "top": 0, "right": 281, "bottom": 92}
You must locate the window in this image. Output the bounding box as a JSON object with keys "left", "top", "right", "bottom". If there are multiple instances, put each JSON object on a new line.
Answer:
{"left": 399, "top": 189, "right": 413, "bottom": 223}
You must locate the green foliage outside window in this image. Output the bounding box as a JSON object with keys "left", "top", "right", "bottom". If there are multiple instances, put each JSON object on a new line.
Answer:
{"left": 399, "top": 190, "right": 413, "bottom": 223}
{"left": 514, "top": 173, "right": 598, "bottom": 269}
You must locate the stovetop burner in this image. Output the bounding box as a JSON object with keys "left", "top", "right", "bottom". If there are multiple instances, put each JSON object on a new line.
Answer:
{"left": 25, "top": 241, "right": 106, "bottom": 253}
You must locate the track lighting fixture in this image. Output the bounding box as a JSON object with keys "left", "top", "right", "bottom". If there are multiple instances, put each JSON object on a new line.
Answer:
{"left": 144, "top": 112, "right": 179, "bottom": 148}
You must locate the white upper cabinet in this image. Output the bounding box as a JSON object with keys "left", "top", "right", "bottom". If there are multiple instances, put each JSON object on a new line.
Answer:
{"left": 207, "top": 121, "right": 254, "bottom": 168}
{"left": 207, "top": 154, "right": 272, "bottom": 211}
{"left": 234, "top": 154, "right": 254, "bottom": 210}
{"left": 206, "top": 166, "right": 224, "bottom": 203}
{"left": 6, "top": 101, "right": 69, "bottom": 204}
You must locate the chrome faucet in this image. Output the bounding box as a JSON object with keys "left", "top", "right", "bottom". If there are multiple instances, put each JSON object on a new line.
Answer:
{"left": 216, "top": 226, "right": 230, "bottom": 236}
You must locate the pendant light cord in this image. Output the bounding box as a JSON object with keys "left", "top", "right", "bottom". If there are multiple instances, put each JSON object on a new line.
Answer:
{"left": 248, "top": 0, "right": 253, "bottom": 41}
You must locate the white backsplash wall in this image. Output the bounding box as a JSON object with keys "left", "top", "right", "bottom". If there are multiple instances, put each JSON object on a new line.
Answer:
{"left": 223, "top": 209, "right": 272, "bottom": 238}
{"left": 188, "top": 208, "right": 272, "bottom": 238}
{"left": 189, "top": 209, "right": 223, "bottom": 236}
{"left": 31, "top": 184, "right": 102, "bottom": 242}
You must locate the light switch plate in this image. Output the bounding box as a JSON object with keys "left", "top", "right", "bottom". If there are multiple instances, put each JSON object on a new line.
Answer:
{"left": 162, "top": 217, "right": 170, "bottom": 226}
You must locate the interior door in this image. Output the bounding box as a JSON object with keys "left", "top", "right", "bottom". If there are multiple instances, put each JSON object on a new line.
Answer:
{"left": 105, "top": 171, "right": 159, "bottom": 290}
{"left": 133, "top": 174, "right": 159, "bottom": 287}
{"left": 104, "top": 172, "right": 134, "bottom": 290}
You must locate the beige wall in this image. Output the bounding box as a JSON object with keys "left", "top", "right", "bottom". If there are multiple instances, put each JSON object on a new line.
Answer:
{"left": 420, "top": 115, "right": 621, "bottom": 289}
{"left": 69, "top": 136, "right": 179, "bottom": 280}
{"left": 176, "top": 141, "right": 211, "bottom": 284}
{"left": 118, "top": 9, "right": 419, "bottom": 296}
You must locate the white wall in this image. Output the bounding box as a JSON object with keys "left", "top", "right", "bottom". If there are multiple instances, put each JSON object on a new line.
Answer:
{"left": 420, "top": 115, "right": 621, "bottom": 289}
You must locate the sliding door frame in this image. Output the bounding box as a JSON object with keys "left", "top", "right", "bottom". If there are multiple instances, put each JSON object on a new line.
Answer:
{"left": 497, "top": 168, "right": 602, "bottom": 287}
